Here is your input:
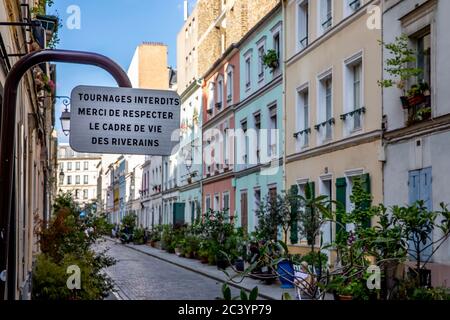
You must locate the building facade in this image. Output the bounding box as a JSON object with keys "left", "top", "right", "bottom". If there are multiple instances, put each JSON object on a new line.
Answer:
{"left": 284, "top": 0, "right": 383, "bottom": 254}
{"left": 57, "top": 144, "right": 101, "bottom": 207}
{"left": 201, "top": 46, "right": 239, "bottom": 219}
{"left": 382, "top": 0, "right": 450, "bottom": 286}
{"left": 234, "top": 5, "right": 284, "bottom": 234}
{"left": 178, "top": 84, "right": 203, "bottom": 224}
{"left": 0, "top": 0, "right": 59, "bottom": 299}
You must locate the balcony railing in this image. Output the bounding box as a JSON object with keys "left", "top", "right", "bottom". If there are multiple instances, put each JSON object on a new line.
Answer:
{"left": 314, "top": 118, "right": 335, "bottom": 131}
{"left": 340, "top": 106, "right": 366, "bottom": 121}
{"left": 349, "top": 0, "right": 361, "bottom": 11}
{"left": 293, "top": 128, "right": 311, "bottom": 138}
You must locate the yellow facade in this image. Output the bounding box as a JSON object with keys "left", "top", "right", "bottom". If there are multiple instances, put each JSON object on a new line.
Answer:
{"left": 283, "top": 0, "right": 383, "bottom": 248}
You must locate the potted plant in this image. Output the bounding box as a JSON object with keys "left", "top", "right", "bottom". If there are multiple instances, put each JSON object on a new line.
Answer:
{"left": 378, "top": 34, "right": 425, "bottom": 109}
{"left": 262, "top": 49, "right": 279, "bottom": 70}
{"left": 175, "top": 239, "right": 185, "bottom": 256}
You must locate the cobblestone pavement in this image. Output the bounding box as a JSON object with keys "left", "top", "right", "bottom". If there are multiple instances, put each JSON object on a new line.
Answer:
{"left": 98, "top": 240, "right": 240, "bottom": 300}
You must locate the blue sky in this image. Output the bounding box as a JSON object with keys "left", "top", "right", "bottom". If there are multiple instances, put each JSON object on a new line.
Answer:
{"left": 49, "top": 0, "right": 195, "bottom": 142}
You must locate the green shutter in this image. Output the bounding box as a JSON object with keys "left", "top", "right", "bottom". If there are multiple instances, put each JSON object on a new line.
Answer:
{"left": 335, "top": 178, "right": 347, "bottom": 236}
{"left": 361, "top": 173, "right": 371, "bottom": 228}
{"left": 305, "top": 181, "right": 315, "bottom": 199}
{"left": 289, "top": 185, "right": 299, "bottom": 244}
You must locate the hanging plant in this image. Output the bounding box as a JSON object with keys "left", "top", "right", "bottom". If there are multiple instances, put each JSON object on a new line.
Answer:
{"left": 262, "top": 49, "right": 279, "bottom": 70}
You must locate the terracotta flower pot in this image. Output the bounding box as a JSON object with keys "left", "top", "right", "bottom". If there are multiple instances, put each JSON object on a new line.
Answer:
{"left": 337, "top": 295, "right": 353, "bottom": 301}
{"left": 407, "top": 94, "right": 425, "bottom": 107}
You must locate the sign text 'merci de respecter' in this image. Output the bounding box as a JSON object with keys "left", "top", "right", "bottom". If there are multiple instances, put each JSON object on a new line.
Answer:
{"left": 69, "top": 85, "right": 181, "bottom": 156}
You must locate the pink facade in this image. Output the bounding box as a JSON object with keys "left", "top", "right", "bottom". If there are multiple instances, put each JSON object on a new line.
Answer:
{"left": 201, "top": 47, "right": 239, "bottom": 218}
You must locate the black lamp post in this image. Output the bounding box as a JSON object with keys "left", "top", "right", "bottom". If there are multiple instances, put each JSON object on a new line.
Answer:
{"left": 57, "top": 97, "right": 71, "bottom": 136}
{"left": 59, "top": 169, "right": 64, "bottom": 185}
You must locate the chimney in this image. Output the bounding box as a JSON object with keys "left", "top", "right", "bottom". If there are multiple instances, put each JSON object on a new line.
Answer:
{"left": 184, "top": 0, "right": 188, "bottom": 21}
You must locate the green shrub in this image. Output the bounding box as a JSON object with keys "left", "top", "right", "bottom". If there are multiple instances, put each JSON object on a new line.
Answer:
{"left": 32, "top": 193, "right": 115, "bottom": 300}
{"left": 133, "top": 228, "right": 145, "bottom": 245}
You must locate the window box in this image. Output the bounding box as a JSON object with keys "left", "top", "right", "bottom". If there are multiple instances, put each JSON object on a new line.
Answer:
{"left": 227, "top": 94, "right": 232, "bottom": 103}
{"left": 206, "top": 108, "right": 213, "bottom": 114}
{"left": 215, "top": 102, "right": 222, "bottom": 109}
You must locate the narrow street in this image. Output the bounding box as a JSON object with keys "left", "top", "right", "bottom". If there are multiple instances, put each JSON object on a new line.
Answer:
{"left": 100, "top": 241, "right": 240, "bottom": 300}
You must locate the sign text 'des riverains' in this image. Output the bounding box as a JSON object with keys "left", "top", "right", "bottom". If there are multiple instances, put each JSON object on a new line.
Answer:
{"left": 69, "top": 85, "right": 180, "bottom": 155}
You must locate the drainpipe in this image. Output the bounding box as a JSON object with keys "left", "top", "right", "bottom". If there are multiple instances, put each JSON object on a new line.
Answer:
{"left": 281, "top": 0, "right": 287, "bottom": 192}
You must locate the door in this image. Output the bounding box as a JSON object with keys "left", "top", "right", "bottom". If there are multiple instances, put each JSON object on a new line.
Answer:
{"left": 173, "top": 202, "right": 185, "bottom": 226}
{"left": 408, "top": 167, "right": 433, "bottom": 261}
{"left": 240, "top": 192, "right": 248, "bottom": 233}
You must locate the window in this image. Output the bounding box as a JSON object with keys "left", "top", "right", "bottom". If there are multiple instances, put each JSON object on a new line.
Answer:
{"left": 241, "top": 119, "right": 248, "bottom": 164}
{"left": 319, "top": 0, "right": 332, "bottom": 34}
{"left": 240, "top": 192, "right": 248, "bottom": 233}
{"left": 223, "top": 120, "right": 229, "bottom": 166}
{"left": 254, "top": 188, "right": 261, "bottom": 213}
{"left": 84, "top": 175, "right": 88, "bottom": 184}
{"left": 83, "top": 189, "right": 88, "bottom": 199}
{"left": 296, "top": 87, "right": 310, "bottom": 148}
{"left": 416, "top": 30, "right": 431, "bottom": 87}
{"left": 75, "top": 189, "right": 80, "bottom": 199}
{"left": 317, "top": 73, "right": 333, "bottom": 143}
{"left": 83, "top": 161, "right": 88, "bottom": 170}
{"left": 325, "top": 78, "right": 332, "bottom": 140}
{"left": 75, "top": 175, "right": 80, "bottom": 185}
{"left": 67, "top": 162, "right": 72, "bottom": 171}
{"left": 75, "top": 162, "right": 80, "bottom": 170}
{"left": 59, "top": 162, "right": 64, "bottom": 171}
{"left": 59, "top": 174, "right": 64, "bottom": 185}
{"left": 244, "top": 52, "right": 252, "bottom": 90}
{"left": 268, "top": 105, "right": 277, "bottom": 157}
{"left": 226, "top": 65, "right": 233, "bottom": 103}
{"left": 222, "top": 192, "right": 230, "bottom": 212}
{"left": 205, "top": 195, "right": 211, "bottom": 212}
{"left": 269, "top": 186, "right": 277, "bottom": 202}
{"left": 216, "top": 75, "right": 223, "bottom": 109}
{"left": 207, "top": 82, "right": 215, "bottom": 113}
{"left": 254, "top": 112, "right": 261, "bottom": 163}
{"left": 257, "top": 43, "right": 265, "bottom": 81}
{"left": 67, "top": 175, "right": 72, "bottom": 185}
{"left": 320, "top": 178, "right": 333, "bottom": 244}
{"left": 273, "top": 33, "right": 280, "bottom": 63}
{"left": 352, "top": 63, "right": 362, "bottom": 130}
{"left": 297, "top": 0, "right": 309, "bottom": 50}
{"left": 343, "top": 53, "right": 364, "bottom": 135}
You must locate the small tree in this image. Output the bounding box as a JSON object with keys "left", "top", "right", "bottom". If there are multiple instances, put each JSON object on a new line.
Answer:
{"left": 393, "top": 201, "right": 450, "bottom": 286}
{"left": 378, "top": 34, "right": 422, "bottom": 95}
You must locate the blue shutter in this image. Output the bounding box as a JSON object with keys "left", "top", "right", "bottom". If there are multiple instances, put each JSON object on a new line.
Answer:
{"left": 408, "top": 170, "right": 420, "bottom": 205}
{"left": 408, "top": 168, "right": 433, "bottom": 261}
{"left": 420, "top": 168, "right": 433, "bottom": 260}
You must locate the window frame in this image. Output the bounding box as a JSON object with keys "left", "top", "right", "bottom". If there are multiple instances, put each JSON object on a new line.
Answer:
{"left": 343, "top": 51, "right": 364, "bottom": 136}
{"left": 296, "top": 0, "right": 309, "bottom": 52}
{"left": 296, "top": 83, "right": 310, "bottom": 150}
